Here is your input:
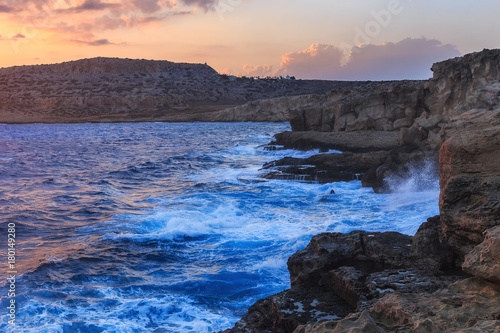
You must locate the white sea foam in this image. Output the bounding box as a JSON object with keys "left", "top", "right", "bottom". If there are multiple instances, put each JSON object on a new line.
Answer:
{"left": 14, "top": 291, "right": 239, "bottom": 333}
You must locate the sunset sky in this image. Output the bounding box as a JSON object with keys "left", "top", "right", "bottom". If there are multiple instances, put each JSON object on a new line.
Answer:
{"left": 1, "top": 0, "right": 499, "bottom": 80}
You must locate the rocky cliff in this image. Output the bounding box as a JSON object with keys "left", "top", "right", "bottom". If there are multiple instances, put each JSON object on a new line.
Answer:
{"left": 223, "top": 50, "right": 500, "bottom": 332}
{"left": 0, "top": 57, "right": 358, "bottom": 123}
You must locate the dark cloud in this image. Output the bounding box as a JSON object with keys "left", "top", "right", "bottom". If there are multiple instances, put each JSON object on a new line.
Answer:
{"left": 180, "top": 0, "right": 218, "bottom": 11}
{"left": 0, "top": 33, "right": 26, "bottom": 40}
{"left": 57, "top": 0, "right": 121, "bottom": 13}
{"left": 132, "top": 0, "right": 163, "bottom": 14}
{"left": 0, "top": 4, "right": 16, "bottom": 13}
{"left": 73, "top": 38, "right": 114, "bottom": 46}
{"left": 275, "top": 38, "right": 461, "bottom": 80}
{"left": 88, "top": 38, "right": 112, "bottom": 45}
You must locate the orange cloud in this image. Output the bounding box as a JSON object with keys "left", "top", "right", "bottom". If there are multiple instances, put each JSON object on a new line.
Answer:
{"left": 276, "top": 43, "right": 344, "bottom": 78}
{"left": 240, "top": 64, "right": 274, "bottom": 77}
{"left": 0, "top": 0, "right": 194, "bottom": 44}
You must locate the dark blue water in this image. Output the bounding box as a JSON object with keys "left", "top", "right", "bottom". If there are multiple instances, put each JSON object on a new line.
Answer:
{"left": 0, "top": 123, "right": 439, "bottom": 332}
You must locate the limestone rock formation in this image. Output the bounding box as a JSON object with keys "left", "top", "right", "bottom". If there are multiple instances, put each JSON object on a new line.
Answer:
{"left": 428, "top": 49, "right": 500, "bottom": 116}
{"left": 439, "top": 109, "right": 500, "bottom": 259}
{"left": 288, "top": 81, "right": 428, "bottom": 133}
{"left": 195, "top": 95, "right": 325, "bottom": 122}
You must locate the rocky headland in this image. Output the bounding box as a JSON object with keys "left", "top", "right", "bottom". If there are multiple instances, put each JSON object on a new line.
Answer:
{"left": 0, "top": 57, "right": 359, "bottom": 123}
{"left": 222, "top": 49, "right": 500, "bottom": 332}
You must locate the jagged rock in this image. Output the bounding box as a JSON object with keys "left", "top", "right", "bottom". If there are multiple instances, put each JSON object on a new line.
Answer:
{"left": 439, "top": 109, "right": 500, "bottom": 186}
{"left": 412, "top": 216, "right": 456, "bottom": 272}
{"left": 274, "top": 131, "right": 401, "bottom": 152}
{"left": 345, "top": 116, "right": 375, "bottom": 132}
{"left": 439, "top": 109, "right": 500, "bottom": 259}
{"left": 293, "top": 310, "right": 384, "bottom": 333}
{"left": 261, "top": 151, "right": 389, "bottom": 183}
{"left": 287, "top": 231, "right": 414, "bottom": 288}
{"left": 319, "top": 267, "right": 365, "bottom": 309}
{"left": 399, "top": 124, "right": 426, "bottom": 147}
{"left": 225, "top": 230, "right": 463, "bottom": 333}
{"left": 267, "top": 49, "right": 500, "bottom": 195}
{"left": 369, "top": 278, "right": 500, "bottom": 332}
{"left": 393, "top": 117, "right": 414, "bottom": 129}
{"left": 362, "top": 162, "right": 405, "bottom": 193}
{"left": 463, "top": 226, "right": 500, "bottom": 284}
{"left": 414, "top": 114, "right": 443, "bottom": 129}
{"left": 288, "top": 80, "right": 428, "bottom": 133}
{"left": 428, "top": 49, "right": 500, "bottom": 116}
{"left": 222, "top": 287, "right": 352, "bottom": 333}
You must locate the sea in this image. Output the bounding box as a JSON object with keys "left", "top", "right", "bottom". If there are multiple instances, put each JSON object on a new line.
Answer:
{"left": 0, "top": 122, "right": 440, "bottom": 332}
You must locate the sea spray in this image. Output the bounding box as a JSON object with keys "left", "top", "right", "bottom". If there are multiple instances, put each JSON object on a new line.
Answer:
{"left": 385, "top": 158, "right": 440, "bottom": 193}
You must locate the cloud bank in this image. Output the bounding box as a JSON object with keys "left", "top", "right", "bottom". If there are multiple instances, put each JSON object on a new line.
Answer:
{"left": 270, "top": 38, "right": 461, "bottom": 80}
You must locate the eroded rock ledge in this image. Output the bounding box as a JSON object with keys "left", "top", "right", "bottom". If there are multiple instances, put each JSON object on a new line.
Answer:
{"left": 222, "top": 50, "right": 500, "bottom": 333}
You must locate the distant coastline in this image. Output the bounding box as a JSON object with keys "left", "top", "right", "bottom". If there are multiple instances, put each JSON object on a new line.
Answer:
{"left": 0, "top": 57, "right": 361, "bottom": 124}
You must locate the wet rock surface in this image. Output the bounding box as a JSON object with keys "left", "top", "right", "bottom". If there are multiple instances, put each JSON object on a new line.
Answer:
{"left": 261, "top": 151, "right": 389, "bottom": 183}
{"left": 273, "top": 131, "right": 401, "bottom": 152}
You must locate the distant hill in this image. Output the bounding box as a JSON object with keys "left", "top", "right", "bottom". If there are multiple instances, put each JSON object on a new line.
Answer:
{"left": 0, "top": 57, "right": 360, "bottom": 123}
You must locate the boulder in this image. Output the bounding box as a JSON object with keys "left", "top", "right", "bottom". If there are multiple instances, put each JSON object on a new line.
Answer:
{"left": 463, "top": 226, "right": 500, "bottom": 284}
{"left": 345, "top": 116, "right": 376, "bottom": 132}
{"left": 222, "top": 287, "right": 352, "bottom": 333}
{"left": 412, "top": 216, "right": 456, "bottom": 272}
{"left": 393, "top": 117, "right": 414, "bottom": 129}
{"left": 287, "top": 231, "right": 414, "bottom": 288}
{"left": 439, "top": 109, "right": 500, "bottom": 259}
{"left": 414, "top": 114, "right": 443, "bottom": 129}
